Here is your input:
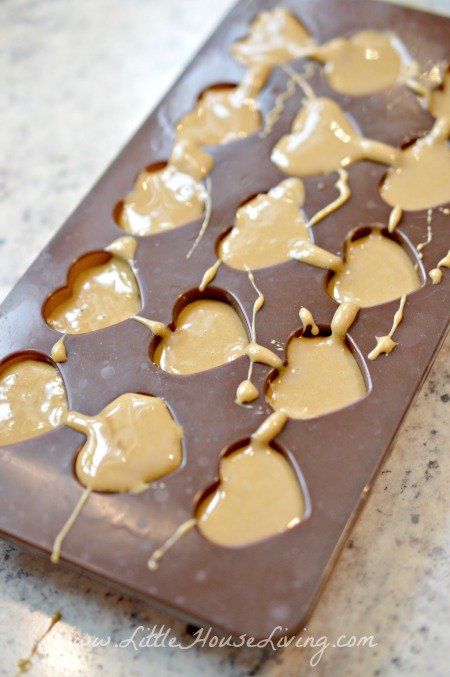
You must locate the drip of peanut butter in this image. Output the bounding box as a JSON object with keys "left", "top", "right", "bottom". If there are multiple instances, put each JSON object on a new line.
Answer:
{"left": 328, "top": 228, "right": 421, "bottom": 307}
{"left": 299, "top": 307, "right": 319, "bottom": 336}
{"left": 266, "top": 302, "right": 366, "bottom": 419}
{"left": 199, "top": 259, "right": 221, "bottom": 291}
{"left": 289, "top": 239, "right": 343, "bottom": 271}
{"left": 380, "top": 118, "right": 450, "bottom": 211}
{"left": 416, "top": 211, "right": 433, "bottom": 260}
{"left": 153, "top": 300, "right": 248, "bottom": 375}
{"left": 310, "top": 31, "right": 417, "bottom": 95}
{"left": 117, "top": 165, "right": 207, "bottom": 237}
{"left": 51, "top": 335, "right": 67, "bottom": 363}
{"left": 368, "top": 295, "right": 406, "bottom": 360}
{"left": 235, "top": 271, "right": 281, "bottom": 405}
{"left": 219, "top": 178, "right": 309, "bottom": 270}
{"left": 197, "top": 413, "right": 303, "bottom": 547}
{"left": 0, "top": 359, "right": 68, "bottom": 446}
{"left": 429, "top": 249, "right": 450, "bottom": 284}
{"left": 230, "top": 7, "right": 314, "bottom": 87}
{"left": 46, "top": 254, "right": 141, "bottom": 334}
{"left": 17, "top": 612, "right": 62, "bottom": 674}
{"left": 66, "top": 393, "right": 183, "bottom": 493}
{"left": 307, "top": 168, "right": 350, "bottom": 228}
{"left": 272, "top": 97, "right": 399, "bottom": 177}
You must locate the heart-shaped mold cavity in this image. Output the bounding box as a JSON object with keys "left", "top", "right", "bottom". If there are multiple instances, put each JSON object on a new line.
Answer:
{"left": 217, "top": 178, "right": 311, "bottom": 270}
{"left": 175, "top": 82, "right": 262, "bottom": 147}
{"left": 379, "top": 125, "right": 450, "bottom": 211}
{"left": 327, "top": 226, "right": 422, "bottom": 307}
{"left": 310, "top": 31, "right": 416, "bottom": 96}
{"left": 230, "top": 7, "right": 314, "bottom": 75}
{"left": 0, "top": 352, "right": 68, "bottom": 446}
{"left": 271, "top": 97, "right": 398, "bottom": 177}
{"left": 43, "top": 250, "right": 141, "bottom": 334}
{"left": 195, "top": 434, "right": 307, "bottom": 548}
{"left": 152, "top": 288, "right": 249, "bottom": 375}
{"left": 115, "top": 162, "right": 207, "bottom": 237}
{"left": 66, "top": 393, "right": 183, "bottom": 493}
{"left": 266, "top": 304, "right": 368, "bottom": 419}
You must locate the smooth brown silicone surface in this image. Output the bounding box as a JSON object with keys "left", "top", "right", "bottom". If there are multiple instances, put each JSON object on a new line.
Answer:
{"left": 0, "top": 0, "right": 448, "bottom": 640}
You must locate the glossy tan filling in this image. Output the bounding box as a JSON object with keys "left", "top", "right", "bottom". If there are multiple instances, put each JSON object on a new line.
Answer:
{"left": 46, "top": 255, "right": 141, "bottom": 334}
{"left": 0, "top": 360, "right": 67, "bottom": 446}
{"left": 66, "top": 393, "right": 183, "bottom": 493}
{"left": 328, "top": 229, "right": 421, "bottom": 307}
{"left": 153, "top": 300, "right": 248, "bottom": 375}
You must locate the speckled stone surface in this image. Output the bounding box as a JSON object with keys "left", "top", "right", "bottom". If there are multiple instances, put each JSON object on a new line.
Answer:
{"left": 0, "top": 0, "right": 449, "bottom": 675}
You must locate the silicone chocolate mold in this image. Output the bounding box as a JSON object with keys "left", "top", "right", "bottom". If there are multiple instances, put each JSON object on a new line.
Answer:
{"left": 0, "top": 0, "right": 449, "bottom": 640}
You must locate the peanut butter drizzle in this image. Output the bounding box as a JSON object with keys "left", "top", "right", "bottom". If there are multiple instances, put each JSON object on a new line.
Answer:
{"left": 236, "top": 271, "right": 281, "bottom": 405}
{"left": 267, "top": 302, "right": 366, "bottom": 419}
{"left": 368, "top": 295, "right": 406, "bottom": 360}
{"left": 52, "top": 394, "right": 183, "bottom": 562}
{"left": 46, "top": 254, "right": 141, "bottom": 334}
{"left": 388, "top": 205, "right": 403, "bottom": 233}
{"left": 17, "top": 611, "right": 62, "bottom": 674}
{"left": 310, "top": 31, "right": 417, "bottom": 96}
{"left": 289, "top": 239, "right": 343, "bottom": 271}
{"left": 148, "top": 518, "right": 197, "bottom": 571}
{"left": 307, "top": 169, "right": 350, "bottom": 228}
{"left": 429, "top": 250, "right": 450, "bottom": 284}
{"left": 153, "top": 300, "right": 248, "bottom": 375}
{"left": 199, "top": 259, "right": 221, "bottom": 291}
{"left": 186, "top": 176, "right": 212, "bottom": 258}
{"left": 133, "top": 316, "right": 171, "bottom": 339}
{"left": 328, "top": 228, "right": 421, "bottom": 308}
{"left": 219, "top": 178, "right": 309, "bottom": 270}
{"left": 51, "top": 335, "right": 67, "bottom": 363}
{"left": 299, "top": 307, "right": 319, "bottom": 336}
{"left": 260, "top": 76, "right": 297, "bottom": 138}
{"left": 416, "top": 210, "right": 433, "bottom": 260}
{"left": 117, "top": 165, "right": 207, "bottom": 237}
{"left": 0, "top": 359, "right": 68, "bottom": 446}
{"left": 148, "top": 411, "right": 299, "bottom": 567}
{"left": 272, "top": 97, "right": 399, "bottom": 177}
{"left": 230, "top": 7, "right": 315, "bottom": 87}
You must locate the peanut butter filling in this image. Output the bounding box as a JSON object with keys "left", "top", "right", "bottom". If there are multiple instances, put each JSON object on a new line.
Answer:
{"left": 230, "top": 7, "right": 314, "bottom": 85}
{"left": 328, "top": 228, "right": 421, "bottom": 307}
{"left": 380, "top": 118, "right": 450, "bottom": 211}
{"left": 272, "top": 97, "right": 399, "bottom": 177}
{"left": 46, "top": 253, "right": 141, "bottom": 334}
{"left": 310, "top": 31, "right": 416, "bottom": 96}
{"left": 175, "top": 84, "right": 261, "bottom": 148}
{"left": 218, "top": 178, "right": 309, "bottom": 270}
{"left": 117, "top": 165, "right": 207, "bottom": 237}
{"left": 66, "top": 393, "right": 183, "bottom": 493}
{"left": 153, "top": 300, "right": 248, "bottom": 375}
{"left": 196, "top": 439, "right": 303, "bottom": 547}
{"left": 266, "top": 303, "right": 366, "bottom": 419}
{"left": 0, "top": 359, "right": 68, "bottom": 446}
{"left": 148, "top": 412, "right": 303, "bottom": 560}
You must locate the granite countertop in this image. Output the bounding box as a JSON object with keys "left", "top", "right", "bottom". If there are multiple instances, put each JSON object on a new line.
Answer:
{"left": 0, "top": 0, "right": 449, "bottom": 674}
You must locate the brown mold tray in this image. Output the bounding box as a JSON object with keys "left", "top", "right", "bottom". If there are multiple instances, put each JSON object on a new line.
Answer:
{"left": 0, "top": 0, "right": 449, "bottom": 639}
